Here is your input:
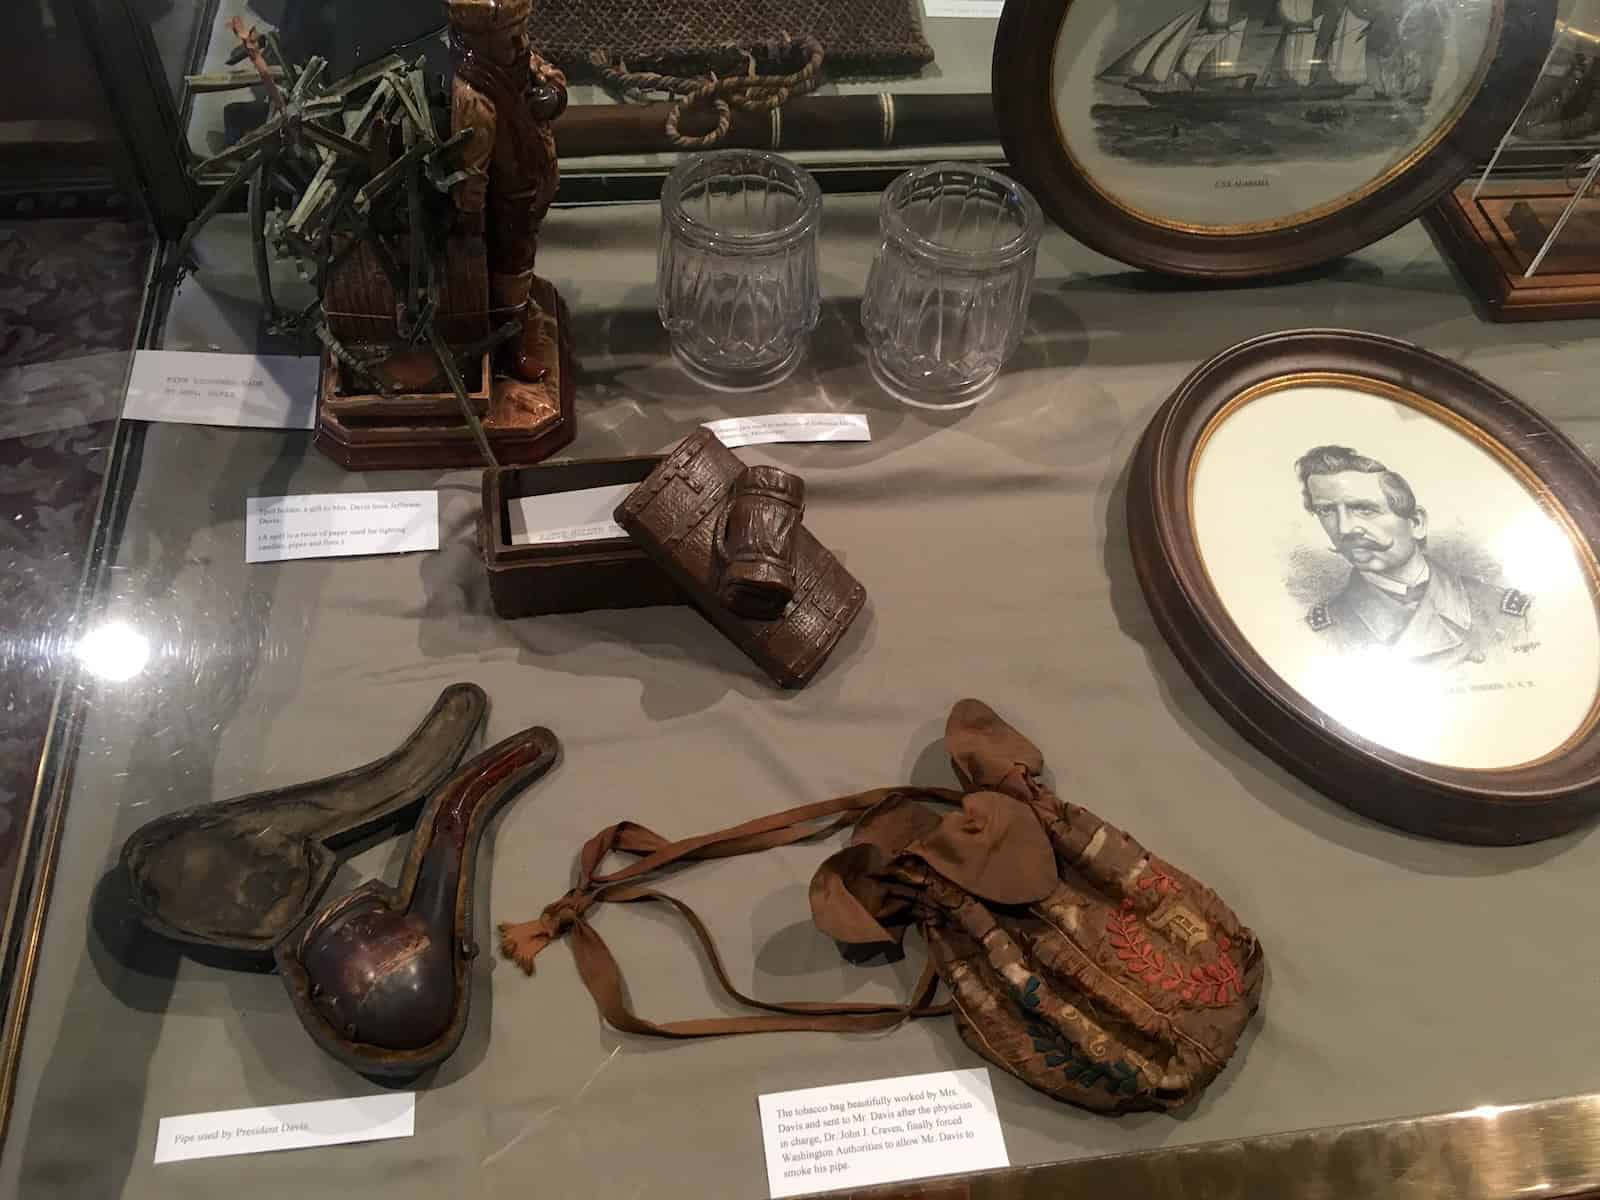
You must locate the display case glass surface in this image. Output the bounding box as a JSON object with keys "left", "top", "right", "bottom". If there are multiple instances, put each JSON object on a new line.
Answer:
{"left": 8, "top": 4, "right": 1600, "bottom": 1198}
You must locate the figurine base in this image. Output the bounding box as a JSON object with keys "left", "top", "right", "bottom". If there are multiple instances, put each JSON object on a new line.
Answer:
{"left": 315, "top": 277, "right": 576, "bottom": 470}
{"left": 1425, "top": 181, "right": 1600, "bottom": 323}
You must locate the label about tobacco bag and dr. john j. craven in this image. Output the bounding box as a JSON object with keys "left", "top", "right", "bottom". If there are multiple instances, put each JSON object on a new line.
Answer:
{"left": 756, "top": 1068, "right": 1010, "bottom": 1198}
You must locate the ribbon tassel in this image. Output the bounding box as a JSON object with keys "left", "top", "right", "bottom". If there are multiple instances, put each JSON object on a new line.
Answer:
{"left": 499, "top": 888, "right": 596, "bottom": 973}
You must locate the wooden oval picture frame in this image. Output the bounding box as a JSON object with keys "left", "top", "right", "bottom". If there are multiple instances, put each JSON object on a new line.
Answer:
{"left": 993, "top": 0, "right": 1555, "bottom": 278}
{"left": 1129, "top": 329, "right": 1600, "bottom": 843}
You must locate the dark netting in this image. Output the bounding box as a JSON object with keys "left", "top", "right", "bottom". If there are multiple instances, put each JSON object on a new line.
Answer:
{"left": 533, "top": 0, "right": 934, "bottom": 82}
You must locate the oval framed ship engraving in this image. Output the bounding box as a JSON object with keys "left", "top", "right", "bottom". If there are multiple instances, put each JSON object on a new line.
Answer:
{"left": 1129, "top": 329, "right": 1600, "bottom": 843}
{"left": 993, "top": 0, "right": 1555, "bottom": 277}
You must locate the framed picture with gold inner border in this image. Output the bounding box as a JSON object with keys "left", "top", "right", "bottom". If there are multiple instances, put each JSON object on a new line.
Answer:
{"left": 1128, "top": 329, "right": 1600, "bottom": 843}
{"left": 993, "top": 0, "right": 1556, "bottom": 277}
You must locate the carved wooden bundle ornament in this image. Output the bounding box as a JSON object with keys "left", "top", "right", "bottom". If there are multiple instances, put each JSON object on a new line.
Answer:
{"left": 715, "top": 465, "right": 806, "bottom": 619}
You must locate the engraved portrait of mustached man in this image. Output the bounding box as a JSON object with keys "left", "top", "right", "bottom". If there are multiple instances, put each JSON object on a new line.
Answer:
{"left": 1295, "top": 444, "right": 1533, "bottom": 668}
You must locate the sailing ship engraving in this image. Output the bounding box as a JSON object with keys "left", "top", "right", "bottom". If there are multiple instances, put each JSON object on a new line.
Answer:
{"left": 1087, "top": 0, "right": 1447, "bottom": 165}
{"left": 1100, "top": 0, "right": 1375, "bottom": 107}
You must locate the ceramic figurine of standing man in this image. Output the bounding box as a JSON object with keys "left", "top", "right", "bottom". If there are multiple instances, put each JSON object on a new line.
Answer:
{"left": 447, "top": 0, "right": 568, "bottom": 382}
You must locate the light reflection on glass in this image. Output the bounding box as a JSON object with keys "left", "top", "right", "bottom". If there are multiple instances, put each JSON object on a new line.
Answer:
{"left": 1493, "top": 512, "right": 1578, "bottom": 597}
{"left": 1299, "top": 647, "right": 1451, "bottom": 756}
{"left": 75, "top": 621, "right": 151, "bottom": 683}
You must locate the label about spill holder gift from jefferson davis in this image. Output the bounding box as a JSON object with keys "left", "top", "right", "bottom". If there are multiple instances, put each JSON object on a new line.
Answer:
{"left": 757, "top": 1068, "right": 1009, "bottom": 1198}
{"left": 124, "top": 350, "right": 319, "bottom": 429}
{"left": 153, "top": 1093, "right": 415, "bottom": 1164}
{"left": 246, "top": 491, "right": 438, "bottom": 563}
{"left": 703, "top": 413, "right": 871, "bottom": 449}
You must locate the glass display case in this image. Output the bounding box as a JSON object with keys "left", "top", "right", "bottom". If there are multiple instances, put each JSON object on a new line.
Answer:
{"left": 1429, "top": 1, "right": 1600, "bottom": 318}
{"left": 5, "top": 2, "right": 1600, "bottom": 1198}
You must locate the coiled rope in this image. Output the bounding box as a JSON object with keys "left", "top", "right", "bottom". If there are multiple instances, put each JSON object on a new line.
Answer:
{"left": 590, "top": 34, "right": 825, "bottom": 149}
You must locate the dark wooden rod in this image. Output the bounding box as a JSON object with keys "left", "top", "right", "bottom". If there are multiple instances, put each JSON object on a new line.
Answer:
{"left": 554, "top": 92, "right": 998, "bottom": 158}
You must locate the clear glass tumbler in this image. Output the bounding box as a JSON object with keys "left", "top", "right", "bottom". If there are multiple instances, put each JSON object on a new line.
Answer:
{"left": 658, "top": 150, "right": 823, "bottom": 389}
{"left": 862, "top": 163, "right": 1044, "bottom": 409}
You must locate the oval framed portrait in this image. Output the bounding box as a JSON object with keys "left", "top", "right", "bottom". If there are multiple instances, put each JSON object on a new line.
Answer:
{"left": 993, "top": 0, "right": 1555, "bottom": 277}
{"left": 1129, "top": 329, "right": 1600, "bottom": 843}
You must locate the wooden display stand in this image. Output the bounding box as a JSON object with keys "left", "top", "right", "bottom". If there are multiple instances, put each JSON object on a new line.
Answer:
{"left": 1426, "top": 180, "right": 1600, "bottom": 323}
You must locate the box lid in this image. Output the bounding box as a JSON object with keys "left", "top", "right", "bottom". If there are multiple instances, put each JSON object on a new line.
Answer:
{"left": 613, "top": 430, "right": 867, "bottom": 688}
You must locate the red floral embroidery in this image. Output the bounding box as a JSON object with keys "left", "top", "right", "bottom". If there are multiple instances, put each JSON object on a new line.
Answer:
{"left": 1106, "top": 901, "right": 1242, "bottom": 1007}
{"left": 1182, "top": 936, "right": 1243, "bottom": 1006}
{"left": 1135, "top": 861, "right": 1182, "bottom": 896}
{"left": 1107, "top": 901, "right": 1167, "bottom": 985}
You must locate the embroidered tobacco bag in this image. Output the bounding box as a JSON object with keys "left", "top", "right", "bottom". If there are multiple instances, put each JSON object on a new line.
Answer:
{"left": 812, "top": 701, "right": 1263, "bottom": 1113}
{"left": 501, "top": 700, "right": 1262, "bottom": 1116}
